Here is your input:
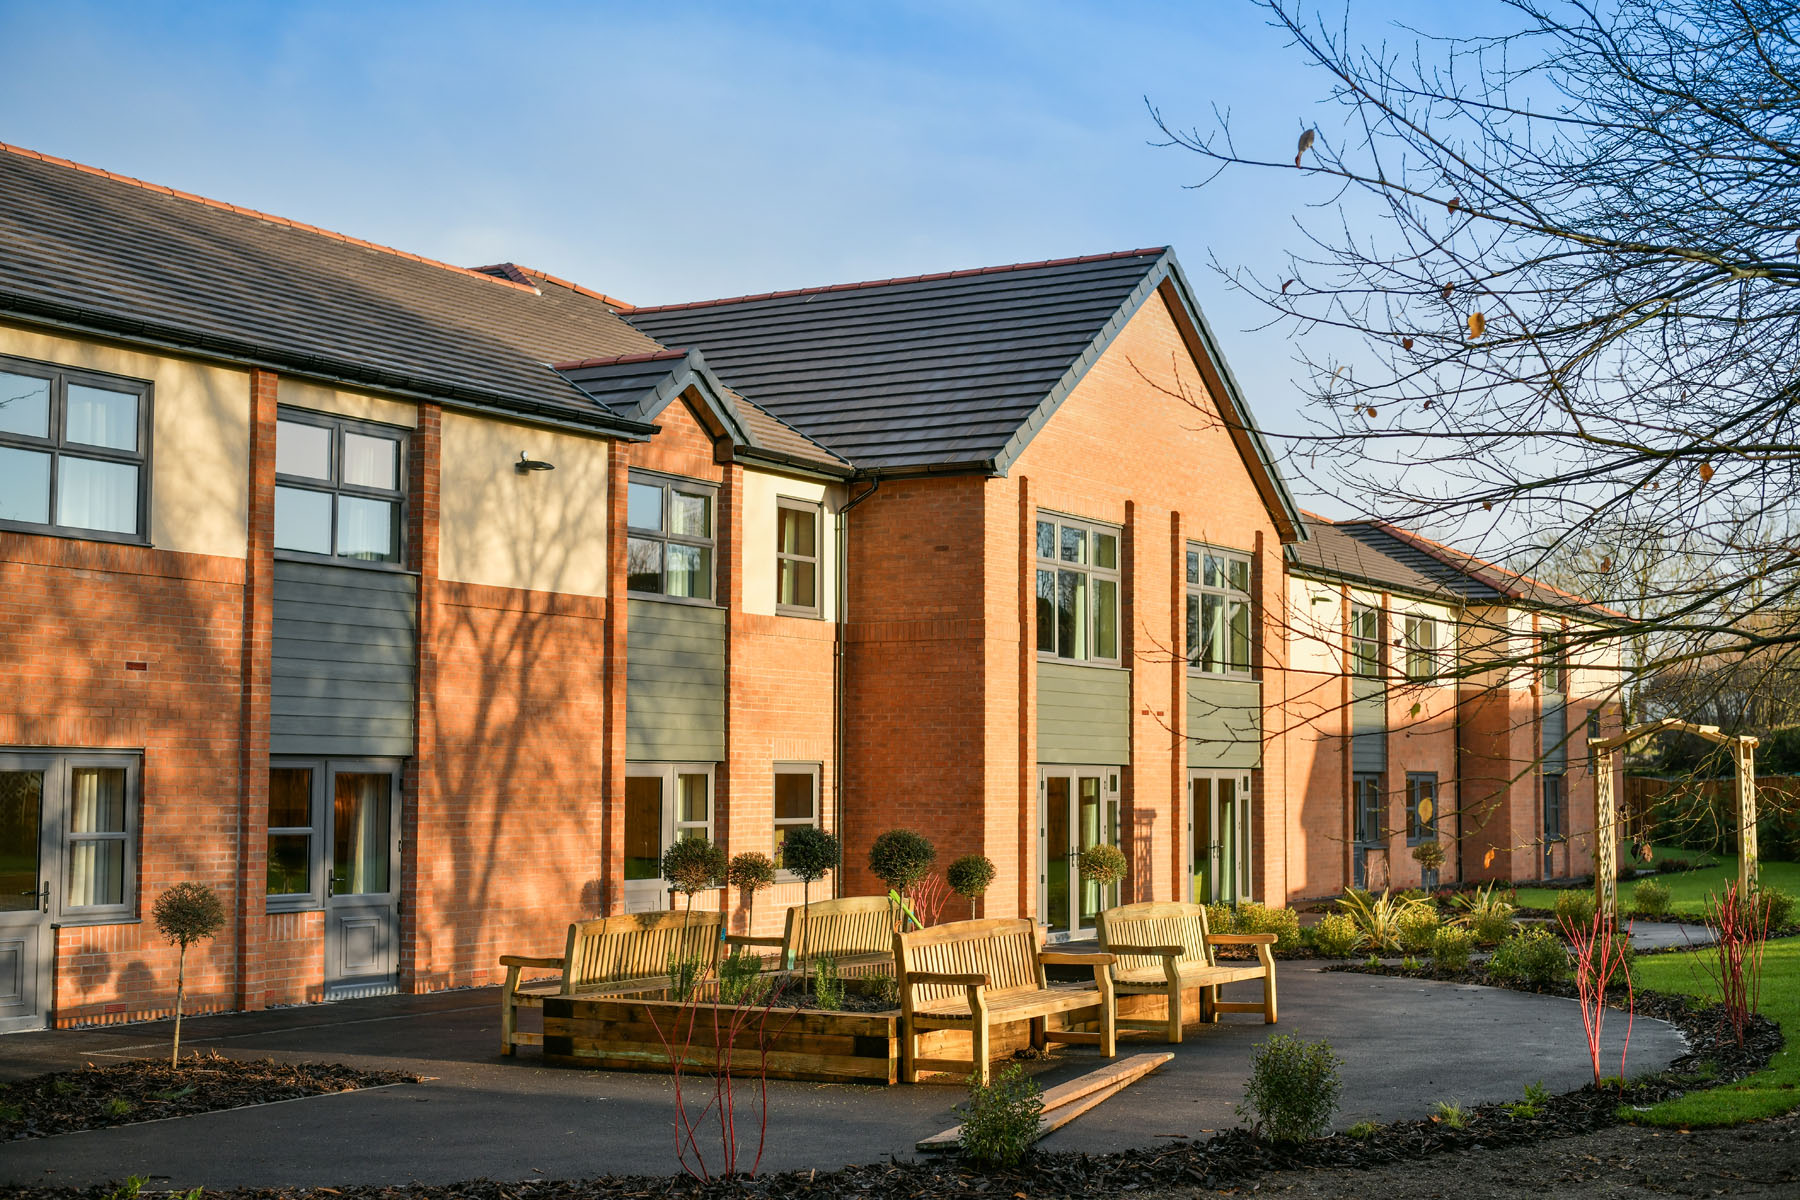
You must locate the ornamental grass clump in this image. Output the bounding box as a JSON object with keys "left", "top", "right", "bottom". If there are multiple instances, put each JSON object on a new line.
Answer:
{"left": 946, "top": 853, "right": 996, "bottom": 919}
{"left": 152, "top": 882, "right": 226, "bottom": 1067}
{"left": 1451, "top": 883, "right": 1516, "bottom": 946}
{"left": 1237, "top": 1034, "right": 1343, "bottom": 1143}
{"left": 1337, "top": 888, "right": 1424, "bottom": 953}
{"left": 957, "top": 1063, "right": 1045, "bottom": 1168}
{"left": 1396, "top": 904, "right": 1441, "bottom": 954}
{"left": 1430, "top": 925, "right": 1474, "bottom": 971}
{"left": 1632, "top": 877, "right": 1673, "bottom": 917}
{"left": 1489, "top": 926, "right": 1570, "bottom": 988}
{"left": 1311, "top": 912, "right": 1361, "bottom": 957}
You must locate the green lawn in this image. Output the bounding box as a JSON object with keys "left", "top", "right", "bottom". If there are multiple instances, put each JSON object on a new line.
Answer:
{"left": 1512, "top": 850, "right": 1800, "bottom": 918}
{"left": 1624, "top": 935, "right": 1800, "bottom": 1127}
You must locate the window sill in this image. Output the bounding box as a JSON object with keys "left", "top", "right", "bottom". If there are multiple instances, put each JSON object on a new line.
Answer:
{"left": 626, "top": 590, "right": 720, "bottom": 609}
{"left": 52, "top": 912, "right": 139, "bottom": 929}
{"left": 775, "top": 607, "right": 825, "bottom": 621}
{"left": 266, "top": 898, "right": 323, "bottom": 914}
{"left": 1038, "top": 656, "right": 1127, "bottom": 670}
{"left": 1186, "top": 668, "right": 1258, "bottom": 681}
{"left": 273, "top": 550, "right": 417, "bottom": 575}
{"left": 0, "top": 520, "right": 150, "bottom": 548}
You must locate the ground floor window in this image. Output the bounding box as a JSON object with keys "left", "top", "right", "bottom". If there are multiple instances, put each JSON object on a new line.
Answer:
{"left": 0, "top": 750, "right": 139, "bottom": 922}
{"left": 266, "top": 761, "right": 400, "bottom": 910}
{"left": 1351, "top": 772, "right": 1382, "bottom": 889}
{"left": 1406, "top": 773, "right": 1438, "bottom": 844}
{"left": 624, "top": 763, "right": 715, "bottom": 911}
{"left": 773, "top": 764, "right": 820, "bottom": 874}
{"left": 1040, "top": 765, "right": 1121, "bottom": 937}
{"left": 1543, "top": 773, "right": 1566, "bottom": 842}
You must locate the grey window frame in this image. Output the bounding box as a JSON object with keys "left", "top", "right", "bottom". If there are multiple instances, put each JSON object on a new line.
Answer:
{"left": 266, "top": 759, "right": 326, "bottom": 911}
{"left": 1352, "top": 772, "right": 1383, "bottom": 844}
{"left": 0, "top": 749, "right": 142, "bottom": 925}
{"left": 1541, "top": 630, "right": 1568, "bottom": 694}
{"left": 1543, "top": 773, "right": 1567, "bottom": 843}
{"left": 0, "top": 354, "right": 153, "bottom": 545}
{"left": 272, "top": 407, "right": 410, "bottom": 570}
{"left": 1402, "top": 614, "right": 1440, "bottom": 681}
{"left": 772, "top": 762, "right": 822, "bottom": 879}
{"left": 775, "top": 497, "right": 823, "bottom": 619}
{"left": 1034, "top": 512, "right": 1122, "bottom": 665}
{"left": 1406, "top": 771, "right": 1438, "bottom": 844}
{"left": 1349, "top": 604, "right": 1382, "bottom": 677}
{"left": 625, "top": 470, "right": 719, "bottom": 605}
{"left": 1186, "top": 543, "right": 1254, "bottom": 677}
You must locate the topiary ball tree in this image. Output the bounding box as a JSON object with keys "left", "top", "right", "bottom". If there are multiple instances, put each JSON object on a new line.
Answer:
{"left": 661, "top": 836, "right": 726, "bottom": 923}
{"left": 1077, "top": 844, "right": 1129, "bottom": 913}
{"left": 726, "top": 850, "right": 777, "bottom": 934}
{"left": 869, "top": 829, "right": 937, "bottom": 894}
{"left": 152, "top": 881, "right": 226, "bottom": 1067}
{"left": 780, "top": 826, "right": 841, "bottom": 978}
{"left": 946, "top": 853, "right": 997, "bottom": 919}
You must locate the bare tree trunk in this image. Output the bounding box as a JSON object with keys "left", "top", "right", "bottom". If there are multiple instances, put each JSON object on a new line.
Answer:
{"left": 171, "top": 942, "right": 186, "bottom": 1068}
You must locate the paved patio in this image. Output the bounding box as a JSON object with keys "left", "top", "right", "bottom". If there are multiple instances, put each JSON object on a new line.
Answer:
{"left": 0, "top": 963, "right": 1684, "bottom": 1190}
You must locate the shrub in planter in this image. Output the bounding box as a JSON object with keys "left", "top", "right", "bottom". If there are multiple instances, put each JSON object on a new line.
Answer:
{"left": 958, "top": 1063, "right": 1044, "bottom": 1168}
{"left": 1238, "top": 903, "right": 1303, "bottom": 952}
{"left": 726, "top": 851, "right": 777, "bottom": 933}
{"left": 1077, "top": 845, "right": 1128, "bottom": 914}
{"left": 1631, "top": 876, "right": 1672, "bottom": 917}
{"left": 1489, "top": 926, "right": 1570, "bottom": 987}
{"left": 1430, "top": 925, "right": 1474, "bottom": 971}
{"left": 1396, "top": 904, "right": 1441, "bottom": 954}
{"left": 868, "top": 830, "right": 937, "bottom": 894}
{"left": 717, "top": 950, "right": 769, "bottom": 1006}
{"left": 947, "top": 853, "right": 997, "bottom": 919}
{"left": 1312, "top": 912, "right": 1362, "bottom": 957}
{"left": 1236, "top": 1034, "right": 1343, "bottom": 1143}
{"left": 781, "top": 825, "right": 841, "bottom": 913}
{"left": 661, "top": 837, "right": 726, "bottom": 915}
{"left": 1554, "top": 889, "right": 1596, "bottom": 927}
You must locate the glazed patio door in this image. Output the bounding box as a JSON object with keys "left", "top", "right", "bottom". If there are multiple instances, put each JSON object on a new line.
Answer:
{"left": 1188, "top": 769, "right": 1253, "bottom": 905}
{"left": 324, "top": 764, "right": 400, "bottom": 999}
{"left": 623, "top": 764, "right": 714, "bottom": 914}
{"left": 0, "top": 759, "right": 52, "bottom": 1033}
{"left": 1038, "top": 766, "right": 1119, "bottom": 939}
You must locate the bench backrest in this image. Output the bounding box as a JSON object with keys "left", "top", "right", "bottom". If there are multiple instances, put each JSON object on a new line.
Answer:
{"left": 1095, "top": 901, "right": 1213, "bottom": 975}
{"left": 561, "top": 909, "right": 724, "bottom": 993}
{"left": 783, "top": 895, "right": 894, "bottom": 967}
{"left": 894, "top": 917, "right": 1044, "bottom": 1006}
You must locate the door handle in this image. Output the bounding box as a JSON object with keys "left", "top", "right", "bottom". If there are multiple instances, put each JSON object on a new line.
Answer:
{"left": 37, "top": 881, "right": 48, "bottom": 914}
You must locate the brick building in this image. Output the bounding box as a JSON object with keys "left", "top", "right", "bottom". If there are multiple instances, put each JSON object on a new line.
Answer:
{"left": 0, "top": 143, "right": 1623, "bottom": 1032}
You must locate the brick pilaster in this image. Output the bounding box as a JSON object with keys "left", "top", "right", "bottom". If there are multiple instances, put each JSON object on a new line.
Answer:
{"left": 400, "top": 402, "right": 440, "bottom": 989}
{"left": 235, "top": 368, "right": 278, "bottom": 1010}
{"left": 1169, "top": 510, "right": 1186, "bottom": 901}
{"left": 1015, "top": 475, "right": 1035, "bottom": 922}
{"left": 602, "top": 447, "right": 630, "bottom": 914}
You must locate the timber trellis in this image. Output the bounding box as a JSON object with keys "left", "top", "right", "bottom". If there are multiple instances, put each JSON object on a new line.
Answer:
{"left": 1587, "top": 718, "right": 1760, "bottom": 923}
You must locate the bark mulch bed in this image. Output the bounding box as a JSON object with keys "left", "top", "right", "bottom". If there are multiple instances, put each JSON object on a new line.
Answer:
{"left": 0, "top": 1051, "right": 418, "bottom": 1141}
{"left": 2, "top": 971, "right": 1780, "bottom": 1200}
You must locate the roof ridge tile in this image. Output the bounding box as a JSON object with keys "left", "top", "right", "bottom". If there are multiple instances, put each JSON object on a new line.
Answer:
{"left": 629, "top": 247, "right": 1169, "bottom": 315}
{"left": 553, "top": 348, "right": 690, "bottom": 372}
{"left": 509, "top": 264, "right": 635, "bottom": 311}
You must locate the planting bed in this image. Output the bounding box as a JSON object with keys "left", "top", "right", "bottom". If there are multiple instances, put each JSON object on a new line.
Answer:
{"left": 0, "top": 1051, "right": 417, "bottom": 1140}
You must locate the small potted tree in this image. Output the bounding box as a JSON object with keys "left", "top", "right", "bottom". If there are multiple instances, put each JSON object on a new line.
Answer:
{"left": 947, "top": 853, "right": 997, "bottom": 920}
{"left": 869, "top": 829, "right": 937, "bottom": 929}
{"left": 1412, "top": 840, "right": 1446, "bottom": 891}
{"left": 152, "top": 881, "right": 226, "bottom": 1067}
{"left": 726, "top": 850, "right": 777, "bottom": 935}
{"left": 780, "top": 826, "right": 841, "bottom": 984}
{"left": 660, "top": 837, "right": 726, "bottom": 999}
{"left": 1077, "top": 844, "right": 1129, "bottom": 916}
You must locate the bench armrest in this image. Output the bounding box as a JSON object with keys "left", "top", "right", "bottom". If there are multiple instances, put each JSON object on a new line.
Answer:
{"left": 905, "top": 971, "right": 989, "bottom": 986}
{"left": 723, "top": 935, "right": 785, "bottom": 948}
{"left": 1102, "top": 943, "right": 1185, "bottom": 959}
{"left": 1206, "top": 933, "right": 1277, "bottom": 946}
{"left": 1039, "top": 951, "right": 1116, "bottom": 966}
{"left": 499, "top": 954, "right": 564, "bottom": 969}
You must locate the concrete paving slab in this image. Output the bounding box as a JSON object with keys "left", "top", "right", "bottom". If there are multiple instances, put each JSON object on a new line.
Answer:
{"left": 0, "top": 966, "right": 1685, "bottom": 1189}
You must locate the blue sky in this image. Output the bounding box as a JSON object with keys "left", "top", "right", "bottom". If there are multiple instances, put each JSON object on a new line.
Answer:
{"left": 0, "top": 0, "right": 1496, "bottom": 513}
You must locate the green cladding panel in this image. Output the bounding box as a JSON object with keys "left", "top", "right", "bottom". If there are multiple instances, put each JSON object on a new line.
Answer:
{"left": 1351, "top": 677, "right": 1387, "bottom": 773}
{"left": 1542, "top": 696, "right": 1568, "bottom": 771}
{"left": 1188, "top": 676, "right": 1260, "bottom": 770}
{"left": 1186, "top": 676, "right": 1262, "bottom": 768}
{"left": 271, "top": 560, "right": 418, "bottom": 757}
{"left": 1037, "top": 661, "right": 1130, "bottom": 765}
{"left": 627, "top": 602, "right": 726, "bottom": 762}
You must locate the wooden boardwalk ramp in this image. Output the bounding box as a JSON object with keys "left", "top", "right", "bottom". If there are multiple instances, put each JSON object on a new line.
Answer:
{"left": 916, "top": 1051, "right": 1173, "bottom": 1153}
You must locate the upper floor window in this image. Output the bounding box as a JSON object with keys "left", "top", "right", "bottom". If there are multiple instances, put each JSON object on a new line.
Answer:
{"left": 1349, "top": 604, "right": 1382, "bottom": 677}
{"left": 1187, "top": 546, "right": 1251, "bottom": 675}
{"left": 0, "top": 356, "right": 149, "bottom": 542}
{"left": 1543, "top": 773, "right": 1566, "bottom": 842}
{"left": 274, "top": 410, "right": 406, "bottom": 565}
{"left": 776, "top": 498, "right": 821, "bottom": 617}
{"left": 1402, "top": 614, "right": 1441, "bottom": 681}
{"left": 1035, "top": 514, "right": 1119, "bottom": 663}
{"left": 627, "top": 474, "right": 714, "bottom": 601}
{"left": 1540, "top": 631, "right": 1567, "bottom": 693}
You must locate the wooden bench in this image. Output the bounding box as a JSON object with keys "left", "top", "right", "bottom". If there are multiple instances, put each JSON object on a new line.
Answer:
{"left": 727, "top": 895, "right": 896, "bottom": 976}
{"left": 500, "top": 909, "right": 724, "bottom": 1055}
{"left": 893, "top": 917, "right": 1116, "bottom": 1085}
{"left": 1095, "top": 901, "right": 1277, "bottom": 1044}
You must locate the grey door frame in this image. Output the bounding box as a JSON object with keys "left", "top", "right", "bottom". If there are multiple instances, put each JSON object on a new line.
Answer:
{"left": 323, "top": 760, "right": 402, "bottom": 999}
{"left": 0, "top": 754, "right": 55, "bottom": 1034}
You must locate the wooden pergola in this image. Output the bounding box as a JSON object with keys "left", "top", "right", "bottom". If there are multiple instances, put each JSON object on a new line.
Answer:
{"left": 1587, "top": 718, "right": 1760, "bottom": 923}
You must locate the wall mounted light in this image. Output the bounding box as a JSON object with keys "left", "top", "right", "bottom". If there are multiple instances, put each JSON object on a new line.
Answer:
{"left": 516, "top": 451, "right": 555, "bottom": 474}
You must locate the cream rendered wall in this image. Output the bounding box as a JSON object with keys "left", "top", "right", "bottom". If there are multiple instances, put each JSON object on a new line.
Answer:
{"left": 278, "top": 377, "right": 418, "bottom": 429}
{"left": 739, "top": 468, "right": 842, "bottom": 621}
{"left": 1286, "top": 575, "right": 1343, "bottom": 675}
{"left": 438, "top": 411, "right": 611, "bottom": 598}
{"left": 0, "top": 321, "right": 250, "bottom": 559}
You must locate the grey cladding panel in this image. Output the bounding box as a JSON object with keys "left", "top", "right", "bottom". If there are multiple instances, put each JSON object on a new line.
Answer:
{"left": 1543, "top": 697, "right": 1568, "bottom": 770}
{"left": 1187, "top": 676, "right": 1261, "bottom": 768}
{"left": 1351, "top": 677, "right": 1386, "bottom": 772}
{"left": 271, "top": 560, "right": 417, "bottom": 757}
{"left": 627, "top": 602, "right": 726, "bottom": 761}
{"left": 1037, "top": 662, "right": 1130, "bottom": 766}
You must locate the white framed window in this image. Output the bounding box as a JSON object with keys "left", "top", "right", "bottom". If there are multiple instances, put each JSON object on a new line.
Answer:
{"left": 1186, "top": 545, "right": 1252, "bottom": 675}
{"left": 0, "top": 355, "right": 151, "bottom": 543}
{"left": 623, "top": 763, "right": 717, "bottom": 907}
{"left": 1035, "top": 513, "right": 1120, "bottom": 663}
{"left": 273, "top": 409, "right": 408, "bottom": 566}
{"left": 1349, "top": 603, "right": 1382, "bottom": 676}
{"left": 776, "top": 499, "right": 822, "bottom": 618}
{"left": 1403, "top": 614, "right": 1440, "bottom": 681}
{"left": 772, "top": 763, "right": 821, "bottom": 874}
{"left": 626, "top": 472, "right": 716, "bottom": 601}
